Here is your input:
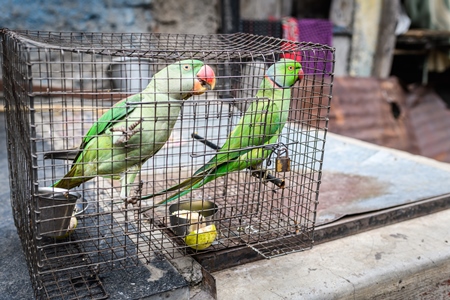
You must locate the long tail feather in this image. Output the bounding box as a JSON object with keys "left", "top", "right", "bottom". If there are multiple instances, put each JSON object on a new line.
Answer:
{"left": 51, "top": 166, "right": 91, "bottom": 189}
{"left": 52, "top": 176, "right": 88, "bottom": 190}
{"left": 140, "top": 175, "right": 203, "bottom": 200}
{"left": 140, "top": 172, "right": 217, "bottom": 212}
{"left": 153, "top": 187, "right": 194, "bottom": 207}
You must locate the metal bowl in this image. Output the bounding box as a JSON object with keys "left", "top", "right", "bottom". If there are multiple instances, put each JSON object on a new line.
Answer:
{"left": 36, "top": 187, "right": 81, "bottom": 238}
{"left": 169, "top": 200, "right": 218, "bottom": 236}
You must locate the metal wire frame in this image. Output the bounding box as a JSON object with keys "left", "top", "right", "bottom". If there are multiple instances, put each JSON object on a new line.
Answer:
{"left": 1, "top": 29, "right": 334, "bottom": 298}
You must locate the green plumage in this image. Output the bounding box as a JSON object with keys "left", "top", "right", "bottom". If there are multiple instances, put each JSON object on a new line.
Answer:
{"left": 52, "top": 59, "right": 215, "bottom": 200}
{"left": 143, "top": 58, "right": 303, "bottom": 207}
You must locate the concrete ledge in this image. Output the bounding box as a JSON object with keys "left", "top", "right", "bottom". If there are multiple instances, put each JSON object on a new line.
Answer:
{"left": 214, "top": 208, "right": 450, "bottom": 299}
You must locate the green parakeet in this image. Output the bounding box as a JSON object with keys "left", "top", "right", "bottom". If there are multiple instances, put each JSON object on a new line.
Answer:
{"left": 142, "top": 58, "right": 303, "bottom": 207}
{"left": 51, "top": 59, "right": 216, "bottom": 201}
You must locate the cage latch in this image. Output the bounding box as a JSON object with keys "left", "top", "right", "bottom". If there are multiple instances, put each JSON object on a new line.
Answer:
{"left": 275, "top": 147, "right": 290, "bottom": 172}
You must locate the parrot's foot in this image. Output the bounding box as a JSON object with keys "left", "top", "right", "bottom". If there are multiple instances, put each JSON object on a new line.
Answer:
{"left": 250, "top": 168, "right": 285, "bottom": 189}
{"left": 250, "top": 168, "right": 269, "bottom": 181}
{"left": 125, "top": 193, "right": 141, "bottom": 205}
{"left": 122, "top": 180, "right": 144, "bottom": 205}
{"left": 120, "top": 192, "right": 139, "bottom": 204}
{"left": 126, "top": 196, "right": 138, "bottom": 204}
{"left": 111, "top": 118, "right": 143, "bottom": 145}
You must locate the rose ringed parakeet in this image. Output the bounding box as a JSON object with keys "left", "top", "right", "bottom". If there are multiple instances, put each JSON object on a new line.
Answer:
{"left": 51, "top": 59, "right": 216, "bottom": 202}
{"left": 142, "top": 58, "right": 303, "bottom": 208}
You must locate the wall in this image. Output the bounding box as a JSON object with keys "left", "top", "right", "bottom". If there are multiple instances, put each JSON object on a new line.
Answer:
{"left": 0, "top": 0, "right": 220, "bottom": 85}
{"left": 240, "top": 0, "right": 292, "bottom": 20}
{"left": 0, "top": 0, "right": 154, "bottom": 33}
{"left": 0, "top": 0, "right": 220, "bottom": 34}
{"left": 152, "top": 0, "right": 219, "bottom": 34}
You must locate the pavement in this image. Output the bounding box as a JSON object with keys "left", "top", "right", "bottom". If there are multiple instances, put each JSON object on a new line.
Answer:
{"left": 214, "top": 207, "right": 450, "bottom": 299}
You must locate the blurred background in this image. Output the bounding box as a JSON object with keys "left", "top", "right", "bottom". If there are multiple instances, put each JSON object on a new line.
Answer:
{"left": 1, "top": 0, "right": 449, "bottom": 163}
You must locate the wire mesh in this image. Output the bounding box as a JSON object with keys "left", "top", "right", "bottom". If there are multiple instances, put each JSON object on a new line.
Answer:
{"left": 1, "top": 29, "right": 334, "bottom": 298}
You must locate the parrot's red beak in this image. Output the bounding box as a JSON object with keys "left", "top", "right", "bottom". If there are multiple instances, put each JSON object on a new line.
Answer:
{"left": 193, "top": 64, "right": 216, "bottom": 95}
{"left": 298, "top": 68, "right": 304, "bottom": 83}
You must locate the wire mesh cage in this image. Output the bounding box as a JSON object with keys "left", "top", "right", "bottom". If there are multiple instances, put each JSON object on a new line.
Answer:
{"left": 1, "top": 29, "right": 334, "bottom": 299}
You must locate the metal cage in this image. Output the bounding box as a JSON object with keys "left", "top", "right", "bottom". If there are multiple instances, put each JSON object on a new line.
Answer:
{"left": 1, "top": 29, "right": 334, "bottom": 299}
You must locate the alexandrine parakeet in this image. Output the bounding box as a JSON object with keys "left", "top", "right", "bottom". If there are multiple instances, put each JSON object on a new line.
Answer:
{"left": 142, "top": 58, "right": 303, "bottom": 207}
{"left": 51, "top": 59, "right": 216, "bottom": 201}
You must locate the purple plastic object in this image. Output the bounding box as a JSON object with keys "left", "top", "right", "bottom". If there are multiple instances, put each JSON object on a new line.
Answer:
{"left": 298, "top": 19, "right": 334, "bottom": 75}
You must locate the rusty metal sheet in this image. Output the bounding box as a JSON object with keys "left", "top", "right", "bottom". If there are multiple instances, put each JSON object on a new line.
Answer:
{"left": 406, "top": 84, "right": 450, "bottom": 163}
{"left": 325, "top": 76, "right": 419, "bottom": 154}
{"left": 317, "top": 76, "right": 450, "bottom": 164}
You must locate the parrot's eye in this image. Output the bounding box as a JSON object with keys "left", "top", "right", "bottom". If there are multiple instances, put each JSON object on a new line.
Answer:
{"left": 288, "top": 66, "right": 294, "bottom": 71}
{"left": 183, "top": 65, "right": 191, "bottom": 71}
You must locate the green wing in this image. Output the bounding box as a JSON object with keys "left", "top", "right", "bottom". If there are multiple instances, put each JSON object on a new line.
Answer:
{"left": 194, "top": 99, "right": 282, "bottom": 176}
{"left": 72, "top": 94, "right": 142, "bottom": 162}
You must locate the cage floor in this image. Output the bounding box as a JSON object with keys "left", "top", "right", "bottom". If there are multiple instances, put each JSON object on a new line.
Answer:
{"left": 105, "top": 168, "right": 317, "bottom": 258}
{"left": 31, "top": 161, "right": 315, "bottom": 298}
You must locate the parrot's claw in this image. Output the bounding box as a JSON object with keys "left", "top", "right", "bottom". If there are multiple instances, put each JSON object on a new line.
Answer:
{"left": 124, "top": 181, "right": 144, "bottom": 204}
{"left": 121, "top": 190, "right": 138, "bottom": 204}
{"left": 249, "top": 168, "right": 284, "bottom": 189}
{"left": 127, "top": 196, "right": 138, "bottom": 205}
{"left": 251, "top": 168, "right": 269, "bottom": 181}
{"left": 126, "top": 193, "right": 141, "bottom": 204}
{"left": 111, "top": 118, "right": 143, "bottom": 145}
